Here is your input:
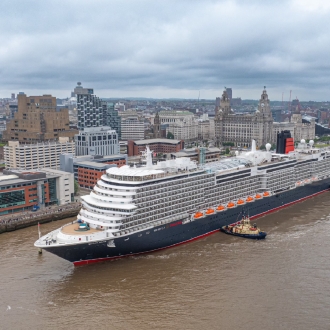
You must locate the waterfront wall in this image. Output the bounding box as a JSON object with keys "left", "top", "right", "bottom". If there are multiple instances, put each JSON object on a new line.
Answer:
{"left": 0, "top": 203, "right": 81, "bottom": 234}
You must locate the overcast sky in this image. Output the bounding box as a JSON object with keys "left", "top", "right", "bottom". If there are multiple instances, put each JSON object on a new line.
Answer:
{"left": 1, "top": 0, "right": 330, "bottom": 101}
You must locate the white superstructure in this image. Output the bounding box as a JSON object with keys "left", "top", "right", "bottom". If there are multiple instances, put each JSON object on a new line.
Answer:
{"left": 35, "top": 141, "right": 330, "bottom": 249}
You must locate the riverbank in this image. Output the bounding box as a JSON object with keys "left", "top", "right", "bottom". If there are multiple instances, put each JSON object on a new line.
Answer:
{"left": 0, "top": 203, "right": 81, "bottom": 234}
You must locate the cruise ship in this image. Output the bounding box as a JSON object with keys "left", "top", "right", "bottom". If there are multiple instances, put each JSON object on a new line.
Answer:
{"left": 35, "top": 138, "right": 330, "bottom": 265}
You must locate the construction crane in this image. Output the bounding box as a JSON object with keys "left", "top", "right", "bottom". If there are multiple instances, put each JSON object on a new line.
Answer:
{"left": 288, "top": 90, "right": 292, "bottom": 113}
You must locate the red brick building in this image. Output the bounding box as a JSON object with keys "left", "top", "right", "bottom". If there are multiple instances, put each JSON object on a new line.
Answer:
{"left": 74, "top": 161, "right": 116, "bottom": 189}
{"left": 127, "top": 138, "right": 184, "bottom": 157}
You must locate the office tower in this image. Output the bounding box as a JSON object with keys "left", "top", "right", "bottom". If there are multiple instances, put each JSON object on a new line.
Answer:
{"left": 226, "top": 88, "right": 232, "bottom": 102}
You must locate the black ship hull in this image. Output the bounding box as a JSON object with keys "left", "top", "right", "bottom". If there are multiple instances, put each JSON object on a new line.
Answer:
{"left": 44, "top": 179, "right": 330, "bottom": 265}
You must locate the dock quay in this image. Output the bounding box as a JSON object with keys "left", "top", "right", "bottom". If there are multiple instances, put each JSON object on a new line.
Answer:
{"left": 0, "top": 203, "right": 81, "bottom": 234}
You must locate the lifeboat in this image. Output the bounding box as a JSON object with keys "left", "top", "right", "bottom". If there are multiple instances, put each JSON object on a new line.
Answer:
{"left": 216, "top": 205, "right": 225, "bottom": 211}
{"left": 255, "top": 194, "right": 262, "bottom": 199}
{"left": 194, "top": 212, "right": 204, "bottom": 219}
{"left": 206, "top": 208, "right": 215, "bottom": 215}
{"left": 227, "top": 202, "right": 235, "bottom": 208}
{"left": 237, "top": 199, "right": 245, "bottom": 205}
{"left": 263, "top": 191, "right": 270, "bottom": 197}
{"left": 246, "top": 196, "right": 254, "bottom": 203}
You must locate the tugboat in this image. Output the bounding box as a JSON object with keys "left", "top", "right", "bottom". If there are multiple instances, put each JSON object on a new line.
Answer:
{"left": 221, "top": 215, "right": 267, "bottom": 239}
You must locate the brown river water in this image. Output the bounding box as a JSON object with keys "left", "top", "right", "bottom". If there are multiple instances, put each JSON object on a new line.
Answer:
{"left": 1, "top": 193, "right": 330, "bottom": 330}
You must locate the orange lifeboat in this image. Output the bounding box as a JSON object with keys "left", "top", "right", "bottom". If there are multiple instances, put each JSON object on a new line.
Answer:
{"left": 227, "top": 202, "right": 235, "bottom": 208}
{"left": 263, "top": 191, "right": 270, "bottom": 197}
{"left": 255, "top": 194, "right": 262, "bottom": 199}
{"left": 237, "top": 199, "right": 245, "bottom": 205}
{"left": 194, "top": 212, "right": 204, "bottom": 219}
{"left": 206, "top": 208, "right": 215, "bottom": 215}
{"left": 217, "top": 205, "right": 225, "bottom": 211}
{"left": 246, "top": 196, "right": 254, "bottom": 202}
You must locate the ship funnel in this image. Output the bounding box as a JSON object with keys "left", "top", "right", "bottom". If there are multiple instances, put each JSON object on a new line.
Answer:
{"left": 141, "top": 146, "right": 154, "bottom": 168}
{"left": 251, "top": 140, "right": 256, "bottom": 153}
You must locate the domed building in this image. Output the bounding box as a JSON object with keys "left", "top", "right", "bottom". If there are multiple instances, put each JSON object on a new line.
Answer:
{"left": 215, "top": 87, "right": 273, "bottom": 148}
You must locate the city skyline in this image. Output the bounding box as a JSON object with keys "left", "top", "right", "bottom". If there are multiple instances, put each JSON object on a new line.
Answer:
{"left": 1, "top": 0, "right": 330, "bottom": 101}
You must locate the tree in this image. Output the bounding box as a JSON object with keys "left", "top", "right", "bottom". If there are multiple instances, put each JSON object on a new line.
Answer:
{"left": 225, "top": 147, "right": 230, "bottom": 154}
{"left": 271, "top": 143, "right": 276, "bottom": 150}
{"left": 259, "top": 145, "right": 266, "bottom": 150}
{"left": 167, "top": 132, "right": 174, "bottom": 139}
{"left": 223, "top": 142, "right": 235, "bottom": 147}
{"left": 74, "top": 179, "right": 80, "bottom": 196}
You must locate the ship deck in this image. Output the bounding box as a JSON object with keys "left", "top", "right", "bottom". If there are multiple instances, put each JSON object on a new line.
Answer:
{"left": 60, "top": 223, "right": 101, "bottom": 236}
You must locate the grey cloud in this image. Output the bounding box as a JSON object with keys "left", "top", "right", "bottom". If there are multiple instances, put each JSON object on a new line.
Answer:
{"left": 0, "top": 0, "right": 330, "bottom": 100}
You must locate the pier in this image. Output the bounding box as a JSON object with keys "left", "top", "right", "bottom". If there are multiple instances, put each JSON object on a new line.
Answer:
{"left": 0, "top": 203, "right": 81, "bottom": 234}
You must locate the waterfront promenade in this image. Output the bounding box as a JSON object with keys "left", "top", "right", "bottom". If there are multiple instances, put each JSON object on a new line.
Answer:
{"left": 0, "top": 202, "right": 81, "bottom": 234}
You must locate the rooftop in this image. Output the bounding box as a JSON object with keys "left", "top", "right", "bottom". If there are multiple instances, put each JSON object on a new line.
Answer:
{"left": 133, "top": 138, "right": 181, "bottom": 145}
{"left": 74, "top": 161, "right": 115, "bottom": 169}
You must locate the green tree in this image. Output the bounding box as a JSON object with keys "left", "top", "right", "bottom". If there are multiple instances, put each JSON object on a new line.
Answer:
{"left": 225, "top": 147, "right": 230, "bottom": 154}
{"left": 259, "top": 145, "right": 266, "bottom": 150}
{"left": 167, "top": 132, "right": 174, "bottom": 139}
{"left": 74, "top": 179, "right": 80, "bottom": 196}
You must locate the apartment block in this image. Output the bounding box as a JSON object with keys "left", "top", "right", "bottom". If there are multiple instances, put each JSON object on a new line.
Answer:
{"left": 4, "top": 137, "right": 75, "bottom": 170}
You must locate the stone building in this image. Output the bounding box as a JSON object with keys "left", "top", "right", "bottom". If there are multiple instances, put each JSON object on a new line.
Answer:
{"left": 159, "top": 111, "right": 198, "bottom": 141}
{"left": 197, "top": 114, "right": 215, "bottom": 140}
{"left": 273, "top": 114, "right": 315, "bottom": 144}
{"left": 215, "top": 88, "right": 273, "bottom": 148}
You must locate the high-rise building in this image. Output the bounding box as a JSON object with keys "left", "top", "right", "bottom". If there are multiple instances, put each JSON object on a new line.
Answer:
{"left": 102, "top": 102, "right": 121, "bottom": 139}
{"left": 74, "top": 82, "right": 119, "bottom": 156}
{"left": 74, "top": 82, "right": 103, "bottom": 130}
{"left": 3, "top": 93, "right": 77, "bottom": 143}
{"left": 226, "top": 88, "right": 232, "bottom": 102}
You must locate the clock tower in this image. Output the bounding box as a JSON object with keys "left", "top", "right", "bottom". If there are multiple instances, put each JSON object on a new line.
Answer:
{"left": 258, "top": 86, "right": 271, "bottom": 115}
{"left": 254, "top": 86, "right": 273, "bottom": 146}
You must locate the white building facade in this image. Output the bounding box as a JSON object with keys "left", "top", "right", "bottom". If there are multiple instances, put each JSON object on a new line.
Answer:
{"left": 4, "top": 138, "right": 75, "bottom": 170}
{"left": 75, "top": 126, "right": 119, "bottom": 156}
{"left": 160, "top": 111, "right": 198, "bottom": 141}
{"left": 121, "top": 118, "right": 145, "bottom": 140}
{"left": 273, "top": 114, "right": 315, "bottom": 144}
{"left": 41, "top": 168, "right": 74, "bottom": 205}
